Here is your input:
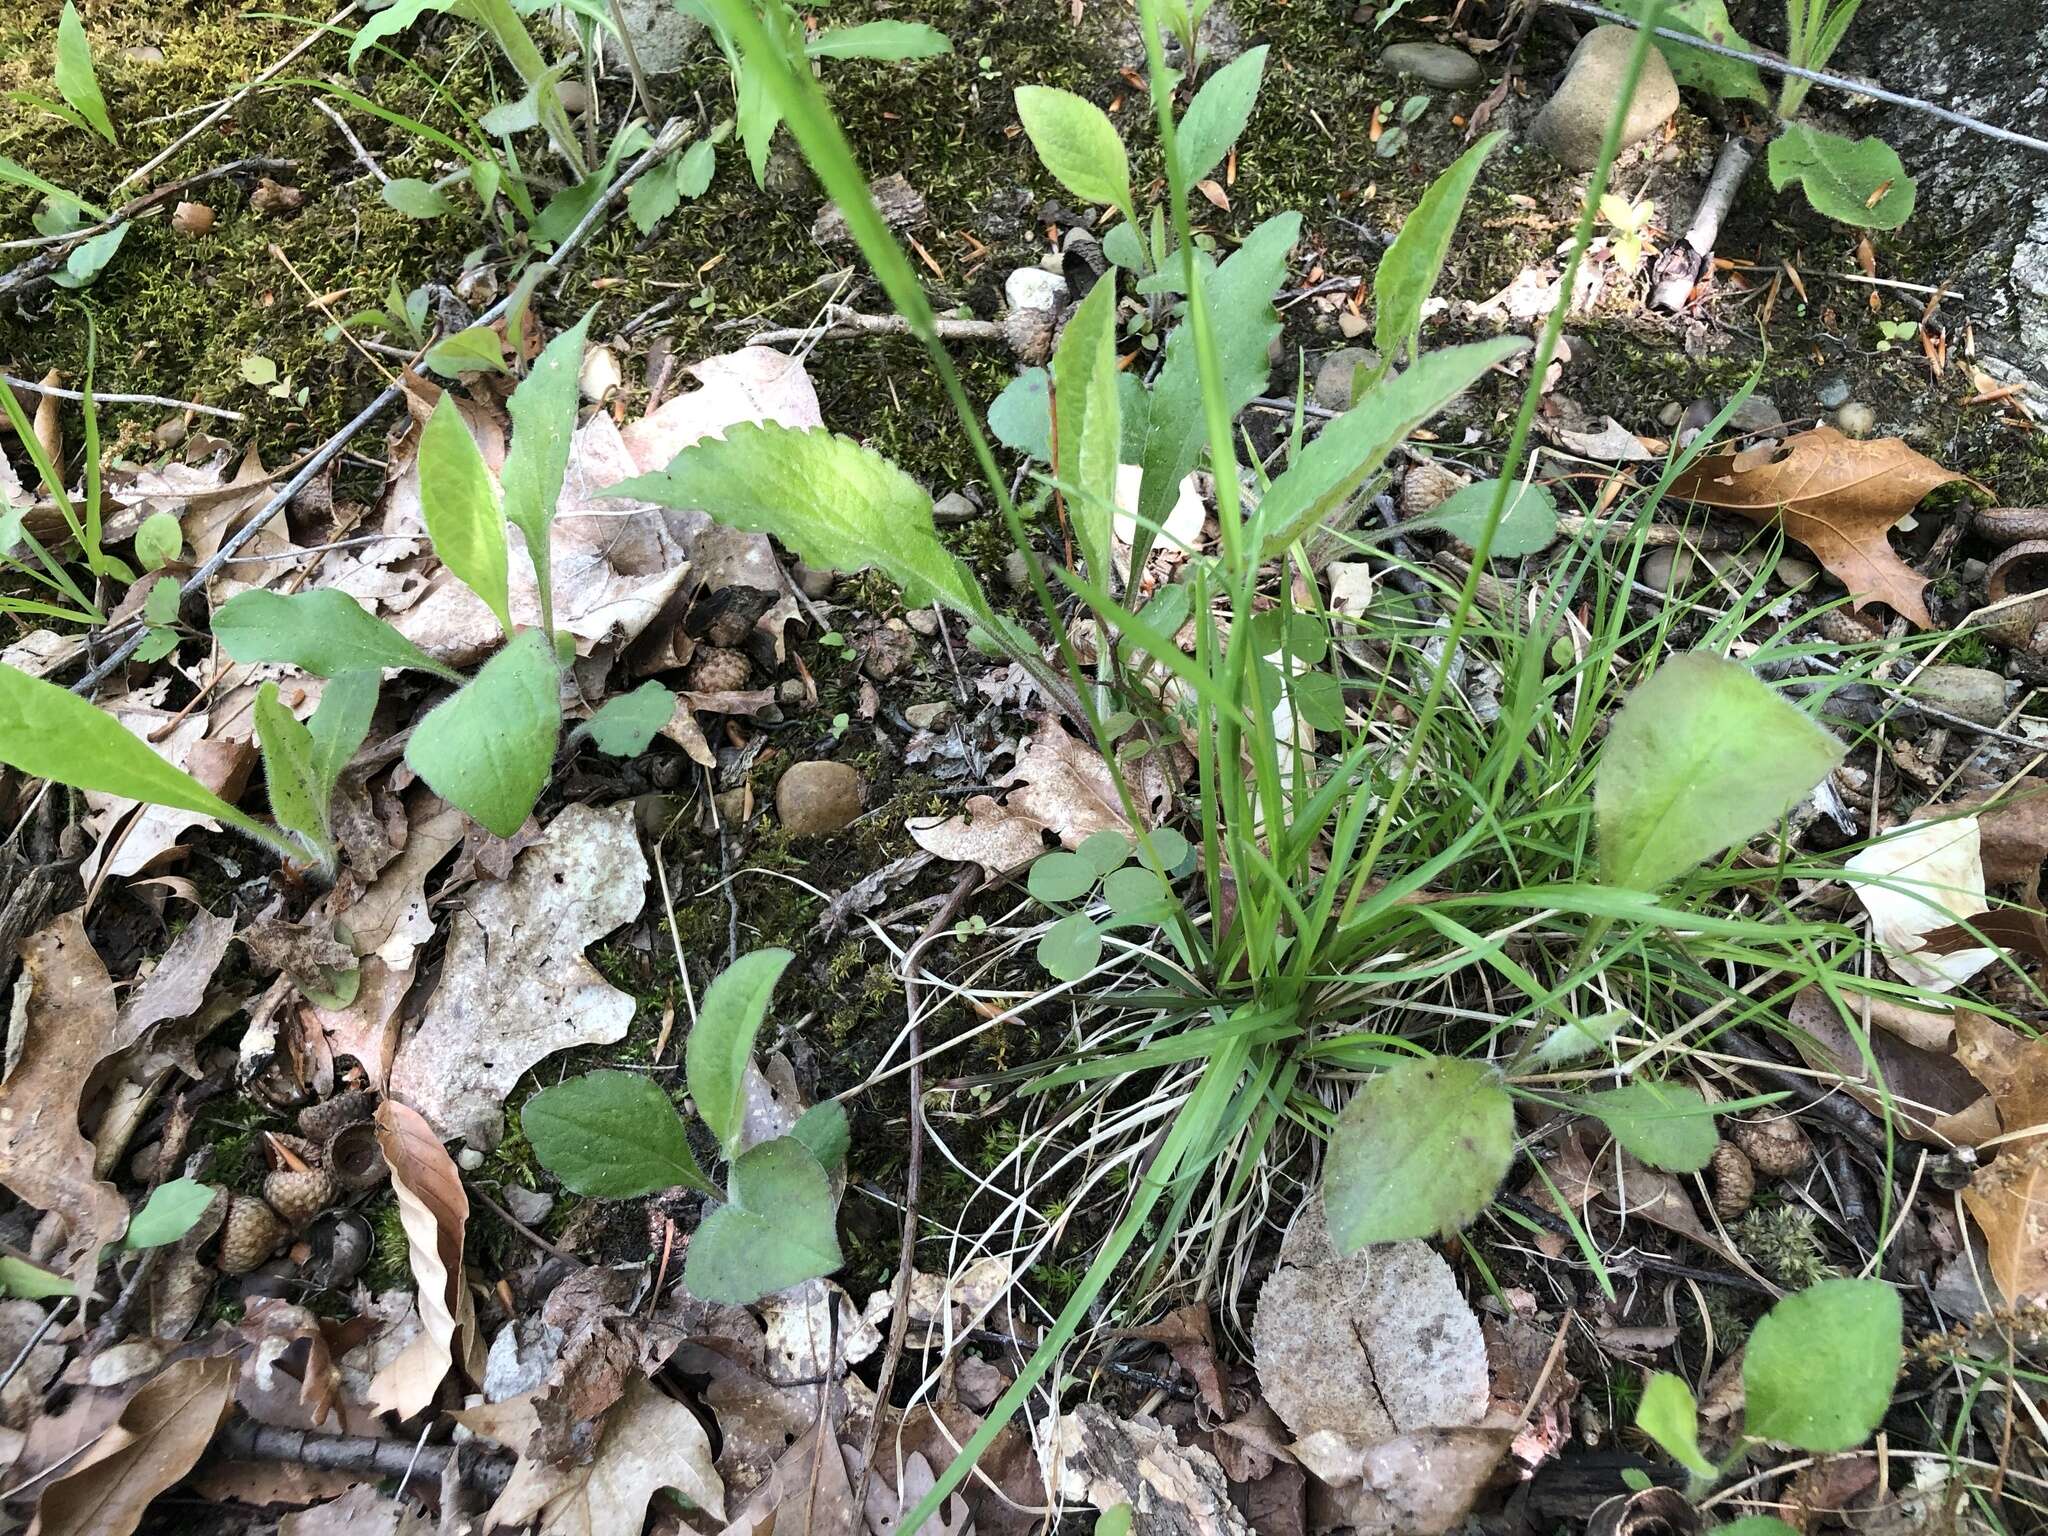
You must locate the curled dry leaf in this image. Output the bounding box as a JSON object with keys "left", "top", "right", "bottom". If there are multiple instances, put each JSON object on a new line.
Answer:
{"left": 1955, "top": 1012, "right": 2048, "bottom": 1305}
{"left": 1669, "top": 426, "right": 1967, "bottom": 628}
{"left": 31, "top": 1355, "right": 237, "bottom": 1536}
{"left": 111, "top": 906, "right": 236, "bottom": 1055}
{"left": 1844, "top": 817, "right": 1998, "bottom": 990}
{"left": 908, "top": 718, "right": 1142, "bottom": 874}
{"left": 0, "top": 913, "right": 132, "bottom": 1286}
{"left": 368, "top": 1100, "right": 483, "bottom": 1417}
{"left": 388, "top": 803, "right": 646, "bottom": 1146}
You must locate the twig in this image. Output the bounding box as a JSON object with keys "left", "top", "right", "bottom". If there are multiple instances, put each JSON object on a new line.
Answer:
{"left": 0, "top": 1296, "right": 71, "bottom": 1393}
{"left": 853, "top": 868, "right": 982, "bottom": 1515}
{"left": 0, "top": 374, "right": 243, "bottom": 422}
{"left": 1649, "top": 135, "right": 1755, "bottom": 312}
{"left": 1494, "top": 1192, "right": 1780, "bottom": 1295}
{"left": 211, "top": 1416, "right": 513, "bottom": 1496}
{"left": 466, "top": 1181, "right": 580, "bottom": 1262}
{"left": 746, "top": 305, "right": 1006, "bottom": 348}
{"left": 70, "top": 117, "right": 693, "bottom": 696}
{"left": 605, "top": 0, "right": 657, "bottom": 123}
{"left": 309, "top": 98, "right": 389, "bottom": 185}
{"left": 1545, "top": 0, "right": 2048, "bottom": 156}
{"left": 0, "top": 159, "right": 296, "bottom": 289}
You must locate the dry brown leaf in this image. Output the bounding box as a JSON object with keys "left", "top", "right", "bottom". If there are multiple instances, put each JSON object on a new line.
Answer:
{"left": 388, "top": 803, "right": 646, "bottom": 1145}
{"left": 908, "top": 719, "right": 1138, "bottom": 874}
{"left": 1955, "top": 1014, "right": 2048, "bottom": 1142}
{"left": 1948, "top": 780, "right": 2048, "bottom": 900}
{"left": 1669, "top": 427, "right": 1966, "bottom": 628}
{"left": 30, "top": 1355, "right": 237, "bottom": 1536}
{"left": 489, "top": 1374, "right": 725, "bottom": 1535}
{"left": 333, "top": 794, "right": 466, "bottom": 970}
{"left": 0, "top": 914, "right": 132, "bottom": 1285}
{"left": 1785, "top": 984, "right": 1986, "bottom": 1143}
{"left": 841, "top": 1446, "right": 975, "bottom": 1536}
{"left": 1963, "top": 1144, "right": 2048, "bottom": 1305}
{"left": 111, "top": 907, "right": 236, "bottom": 1055}
{"left": 368, "top": 1101, "right": 482, "bottom": 1417}
{"left": 1125, "top": 1303, "right": 1225, "bottom": 1418}
{"left": 278, "top": 1484, "right": 430, "bottom": 1535}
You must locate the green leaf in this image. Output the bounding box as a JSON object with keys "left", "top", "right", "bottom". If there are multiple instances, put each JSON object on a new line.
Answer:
{"left": 1015, "top": 85, "right": 1132, "bottom": 221}
{"left": 683, "top": 1135, "right": 843, "bottom": 1303}
{"left": 122, "top": 1179, "right": 216, "bottom": 1250}
{"left": 522, "top": 1069, "right": 715, "bottom": 1198}
{"left": 1714, "top": 1521, "right": 1801, "bottom": 1536}
{"left": 1177, "top": 45, "right": 1267, "bottom": 184}
{"left": 213, "top": 589, "right": 459, "bottom": 680}
{"left": 501, "top": 308, "right": 592, "bottom": 629}
{"left": 1049, "top": 280, "right": 1122, "bottom": 584}
{"left": 1102, "top": 865, "right": 1173, "bottom": 924}
{"left": 1420, "top": 478, "right": 1559, "bottom": 558}
{"left": 381, "top": 177, "right": 456, "bottom": 219}
{"left": 55, "top": 1, "right": 115, "bottom": 142}
{"left": 1766, "top": 124, "right": 1914, "bottom": 231}
{"left": 1374, "top": 132, "right": 1501, "bottom": 364}
{"left": 1037, "top": 911, "right": 1102, "bottom": 980}
{"left": 403, "top": 628, "right": 560, "bottom": 837}
{"left": 1636, "top": 1372, "right": 1717, "bottom": 1480}
{"left": 0, "top": 661, "right": 272, "bottom": 843}
{"left": 1095, "top": 1508, "right": 1134, "bottom": 1536}
{"left": 1139, "top": 212, "right": 1300, "bottom": 535}
{"left": 628, "top": 141, "right": 715, "bottom": 233}
{"left": 988, "top": 368, "right": 1052, "bottom": 461}
{"left": 418, "top": 392, "right": 511, "bottom": 635}
{"left": 1584, "top": 1082, "right": 1718, "bottom": 1172}
{"left": 1322, "top": 1054, "right": 1513, "bottom": 1251}
{"left": 1029, "top": 851, "right": 1098, "bottom": 904}
{"left": 1595, "top": 652, "right": 1845, "bottom": 891}
{"left": 687, "top": 948, "right": 794, "bottom": 1157}
{"left": 1744, "top": 1279, "right": 1901, "bottom": 1451}
{"left": 308, "top": 670, "right": 379, "bottom": 800}
{"left": 8, "top": 89, "right": 91, "bottom": 136}
{"left": 805, "top": 20, "right": 950, "bottom": 59}
{"left": 0, "top": 1254, "right": 73, "bottom": 1299}
{"left": 791, "top": 1100, "right": 849, "bottom": 1174}
{"left": 142, "top": 576, "right": 180, "bottom": 626}
{"left": 133, "top": 511, "right": 182, "bottom": 571}
{"left": 421, "top": 325, "right": 509, "bottom": 377}
{"left": 607, "top": 423, "right": 989, "bottom": 621}
{"left": 1138, "top": 826, "right": 1190, "bottom": 873}
{"left": 1606, "top": 0, "right": 1767, "bottom": 102}
{"left": 50, "top": 223, "right": 127, "bottom": 289}
{"left": 583, "top": 681, "right": 675, "bottom": 755}
{"left": 1254, "top": 338, "right": 1526, "bottom": 557}
{"left": 1528, "top": 1009, "right": 1627, "bottom": 1069}
{"left": 254, "top": 682, "right": 327, "bottom": 857}
{"left": 348, "top": 0, "right": 458, "bottom": 66}
{"left": 0, "top": 154, "right": 103, "bottom": 220}
{"left": 1078, "top": 828, "right": 1133, "bottom": 875}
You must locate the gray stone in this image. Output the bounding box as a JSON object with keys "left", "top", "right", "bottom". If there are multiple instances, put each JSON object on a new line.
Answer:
{"left": 1004, "top": 266, "right": 1069, "bottom": 316}
{"left": 610, "top": 0, "right": 704, "bottom": 74}
{"left": 1657, "top": 400, "right": 1684, "bottom": 427}
{"left": 1001, "top": 549, "right": 1032, "bottom": 594}
{"left": 1815, "top": 375, "right": 1852, "bottom": 410}
{"left": 1531, "top": 26, "right": 1680, "bottom": 171}
{"left": 1834, "top": 401, "right": 1877, "bottom": 437}
{"left": 1914, "top": 665, "right": 2010, "bottom": 727}
{"left": 1726, "top": 394, "right": 1783, "bottom": 437}
{"left": 504, "top": 1185, "right": 554, "bottom": 1225}
{"left": 1381, "top": 42, "right": 1483, "bottom": 89}
{"left": 933, "top": 491, "right": 980, "bottom": 525}
{"left": 792, "top": 561, "right": 836, "bottom": 599}
{"left": 776, "top": 761, "right": 863, "bottom": 837}
{"left": 905, "top": 701, "right": 952, "bottom": 730}
{"left": 1313, "top": 348, "right": 1379, "bottom": 412}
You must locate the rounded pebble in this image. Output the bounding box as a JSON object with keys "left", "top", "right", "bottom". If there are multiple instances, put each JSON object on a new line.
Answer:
{"left": 776, "top": 760, "right": 863, "bottom": 837}
{"left": 1381, "top": 41, "right": 1482, "bottom": 88}
{"left": 1834, "top": 401, "right": 1877, "bottom": 437}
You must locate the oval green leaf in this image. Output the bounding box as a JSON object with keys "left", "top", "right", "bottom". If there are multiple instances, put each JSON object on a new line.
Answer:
{"left": 1323, "top": 1053, "right": 1514, "bottom": 1252}
{"left": 1743, "top": 1278, "right": 1901, "bottom": 1452}
{"left": 1028, "top": 850, "right": 1097, "bottom": 904}
{"left": 1583, "top": 1082, "right": 1718, "bottom": 1173}
{"left": 686, "top": 947, "right": 794, "bottom": 1158}
{"left": 213, "top": 588, "right": 458, "bottom": 680}
{"left": 1014, "top": 84, "right": 1132, "bottom": 219}
{"left": 682, "top": 1134, "right": 843, "bottom": 1304}
{"left": 403, "top": 628, "right": 560, "bottom": 837}
{"left": 522, "top": 1069, "right": 714, "bottom": 1198}
{"left": 1422, "top": 478, "right": 1560, "bottom": 558}
{"left": 418, "top": 391, "right": 511, "bottom": 634}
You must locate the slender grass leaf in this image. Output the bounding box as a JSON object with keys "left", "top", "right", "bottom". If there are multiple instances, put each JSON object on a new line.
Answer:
{"left": 607, "top": 422, "right": 990, "bottom": 619}
{"left": 683, "top": 1135, "right": 843, "bottom": 1303}
{"left": 1766, "top": 124, "right": 1914, "bottom": 230}
{"left": 213, "top": 588, "right": 461, "bottom": 680}
{"left": 1583, "top": 1082, "right": 1718, "bottom": 1172}
{"left": 1049, "top": 280, "right": 1122, "bottom": 585}
{"left": 687, "top": 947, "right": 794, "bottom": 1157}
{"left": 523, "top": 1069, "right": 715, "bottom": 1197}
{"left": 1323, "top": 1054, "right": 1513, "bottom": 1251}
{"left": 403, "top": 628, "right": 560, "bottom": 837}
{"left": 805, "top": 20, "right": 950, "bottom": 59}
{"left": 1744, "top": 1278, "right": 1901, "bottom": 1451}
{"left": 1420, "top": 477, "right": 1558, "bottom": 557}
{"left": 0, "top": 155, "right": 103, "bottom": 219}
{"left": 1636, "top": 1372, "right": 1717, "bottom": 1480}
{"left": 1177, "top": 45, "right": 1267, "bottom": 184}
{"left": 501, "top": 307, "right": 593, "bottom": 628}
{"left": 1595, "top": 652, "right": 1844, "bottom": 891}
{"left": 254, "top": 682, "right": 327, "bottom": 856}
{"left": 582, "top": 680, "right": 675, "bottom": 755}
{"left": 55, "top": 2, "right": 115, "bottom": 142}
{"left": 1015, "top": 85, "right": 1132, "bottom": 221}
{"left": 418, "top": 392, "right": 511, "bottom": 635}
{"left": 122, "top": 1179, "right": 215, "bottom": 1251}
{"left": 308, "top": 670, "right": 379, "bottom": 800}
{"left": 1374, "top": 132, "right": 1502, "bottom": 364}
{"left": 1254, "top": 337, "right": 1526, "bottom": 557}
{"left": 8, "top": 90, "right": 91, "bottom": 135}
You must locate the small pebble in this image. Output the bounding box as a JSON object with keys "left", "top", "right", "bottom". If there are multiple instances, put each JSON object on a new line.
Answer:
{"left": 1531, "top": 26, "right": 1678, "bottom": 169}
{"left": 504, "top": 1185, "right": 554, "bottom": 1225}
{"left": 1726, "top": 394, "right": 1782, "bottom": 436}
{"left": 1001, "top": 549, "right": 1032, "bottom": 594}
{"left": 1004, "top": 266, "right": 1069, "bottom": 315}
{"left": 153, "top": 417, "right": 187, "bottom": 448}
{"left": 932, "top": 491, "right": 979, "bottom": 525}
{"left": 1380, "top": 41, "right": 1482, "bottom": 88}
{"left": 905, "top": 609, "right": 940, "bottom": 636}
{"left": 457, "top": 1148, "right": 485, "bottom": 1172}
{"left": 1914, "top": 665, "right": 2009, "bottom": 727}
{"left": 1314, "top": 347, "right": 1379, "bottom": 412}
{"left": 1815, "top": 376, "right": 1852, "bottom": 410}
{"left": 123, "top": 44, "right": 165, "bottom": 62}
{"left": 1656, "top": 400, "right": 1684, "bottom": 428}
{"left": 905, "top": 701, "right": 951, "bottom": 730}
{"left": 776, "top": 760, "right": 862, "bottom": 837}
{"left": 1835, "top": 401, "right": 1876, "bottom": 437}
{"left": 1337, "top": 310, "right": 1370, "bottom": 340}
{"left": 777, "top": 679, "right": 807, "bottom": 705}
{"left": 792, "top": 561, "right": 836, "bottom": 599}
{"left": 556, "top": 80, "right": 593, "bottom": 114}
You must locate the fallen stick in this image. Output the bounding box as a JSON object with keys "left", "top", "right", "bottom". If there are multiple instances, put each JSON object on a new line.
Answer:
{"left": 747, "top": 305, "right": 1006, "bottom": 348}
{"left": 1649, "top": 135, "right": 1755, "bottom": 313}
{"left": 210, "top": 1417, "right": 513, "bottom": 1497}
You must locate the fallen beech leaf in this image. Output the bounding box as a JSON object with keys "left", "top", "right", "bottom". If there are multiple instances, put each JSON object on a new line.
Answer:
{"left": 908, "top": 719, "right": 1138, "bottom": 874}
{"left": 1669, "top": 427, "right": 1965, "bottom": 627}
{"left": 1844, "top": 817, "right": 1998, "bottom": 990}
{"left": 368, "top": 1101, "right": 482, "bottom": 1417}
{"left": 31, "top": 1355, "right": 237, "bottom": 1536}
{"left": 388, "top": 803, "right": 646, "bottom": 1145}
{"left": 489, "top": 1375, "right": 724, "bottom": 1534}
{"left": 0, "top": 914, "right": 131, "bottom": 1285}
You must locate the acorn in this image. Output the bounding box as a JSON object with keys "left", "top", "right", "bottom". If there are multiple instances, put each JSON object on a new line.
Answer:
{"left": 1003, "top": 303, "right": 1059, "bottom": 366}
{"left": 1709, "top": 1141, "right": 1755, "bottom": 1220}
{"left": 1398, "top": 459, "right": 1470, "bottom": 520}
{"left": 686, "top": 646, "right": 752, "bottom": 694}
{"left": 325, "top": 1120, "right": 390, "bottom": 1192}
{"left": 264, "top": 1167, "right": 336, "bottom": 1230}
{"left": 297, "top": 1090, "right": 377, "bottom": 1143}
{"left": 170, "top": 200, "right": 214, "bottom": 236}
{"left": 218, "top": 1196, "right": 287, "bottom": 1274}
{"left": 1728, "top": 1116, "right": 1812, "bottom": 1179}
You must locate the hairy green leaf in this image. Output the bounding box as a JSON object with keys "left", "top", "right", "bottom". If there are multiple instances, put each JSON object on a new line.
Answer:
{"left": 1766, "top": 124, "right": 1914, "bottom": 230}
{"left": 55, "top": 1, "right": 114, "bottom": 142}
{"left": 805, "top": 20, "right": 950, "bottom": 59}
{"left": 254, "top": 682, "right": 327, "bottom": 859}
{"left": 308, "top": 670, "right": 379, "bottom": 801}
{"left": 1323, "top": 1054, "right": 1512, "bottom": 1251}
{"left": 687, "top": 948, "right": 794, "bottom": 1157}
{"left": 1049, "top": 280, "right": 1122, "bottom": 585}
{"left": 1177, "top": 46, "right": 1267, "bottom": 184}
{"left": 403, "top": 628, "right": 560, "bottom": 837}
{"left": 1584, "top": 1082, "right": 1718, "bottom": 1172}
{"left": 1606, "top": 0, "right": 1767, "bottom": 101}
{"left": 683, "top": 1135, "right": 843, "bottom": 1303}
{"left": 213, "top": 588, "right": 460, "bottom": 681}
{"left": 1636, "top": 1372, "right": 1717, "bottom": 1480}
{"left": 1374, "top": 132, "right": 1501, "bottom": 364}
{"left": 134, "top": 511, "right": 182, "bottom": 572}
{"left": 523, "top": 1069, "right": 715, "bottom": 1197}
{"left": 421, "top": 325, "right": 508, "bottom": 377}
{"left": 791, "top": 1100, "right": 849, "bottom": 1174}
{"left": 1015, "top": 85, "right": 1132, "bottom": 222}
{"left": 1595, "top": 652, "right": 1844, "bottom": 890}
{"left": 607, "top": 423, "right": 989, "bottom": 619}
{"left": 348, "top": 0, "right": 458, "bottom": 67}
{"left": 582, "top": 680, "right": 675, "bottom": 755}
{"left": 502, "top": 307, "right": 593, "bottom": 629}
{"left": 122, "top": 1179, "right": 215, "bottom": 1251}
{"left": 1744, "top": 1279, "right": 1901, "bottom": 1451}
{"left": 380, "top": 177, "right": 456, "bottom": 219}
{"left": 1421, "top": 477, "right": 1559, "bottom": 557}
{"left": 418, "top": 392, "right": 511, "bottom": 634}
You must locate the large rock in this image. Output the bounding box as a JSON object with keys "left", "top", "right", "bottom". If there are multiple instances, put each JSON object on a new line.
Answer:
{"left": 610, "top": 0, "right": 703, "bottom": 74}
{"left": 1532, "top": 25, "right": 1681, "bottom": 170}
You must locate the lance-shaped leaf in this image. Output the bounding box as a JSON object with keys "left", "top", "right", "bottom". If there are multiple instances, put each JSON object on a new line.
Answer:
{"left": 687, "top": 948, "right": 794, "bottom": 1157}
{"left": 1049, "top": 281, "right": 1122, "bottom": 585}
{"left": 308, "top": 670, "right": 379, "bottom": 800}
{"left": 403, "top": 628, "right": 560, "bottom": 837}
{"left": 213, "top": 587, "right": 462, "bottom": 681}
{"left": 1177, "top": 46, "right": 1268, "bottom": 185}
{"left": 55, "top": 0, "right": 115, "bottom": 142}
{"left": 1373, "top": 132, "right": 1502, "bottom": 365}
{"left": 502, "top": 308, "right": 595, "bottom": 630}
{"left": 1015, "top": 84, "right": 1132, "bottom": 224}
{"left": 254, "top": 681, "right": 330, "bottom": 862}
{"left": 418, "top": 392, "right": 511, "bottom": 636}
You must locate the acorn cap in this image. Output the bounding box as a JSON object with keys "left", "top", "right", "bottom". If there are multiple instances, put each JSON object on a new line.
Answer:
{"left": 685, "top": 646, "right": 753, "bottom": 695}
{"left": 1729, "top": 1116, "right": 1812, "bottom": 1179}
{"left": 297, "top": 1090, "right": 378, "bottom": 1144}
{"left": 1398, "top": 459, "right": 1471, "bottom": 521}
{"left": 325, "top": 1121, "right": 390, "bottom": 1192}
{"left": 219, "top": 1196, "right": 287, "bottom": 1274}
{"left": 263, "top": 1168, "right": 336, "bottom": 1230}
{"left": 1709, "top": 1141, "right": 1755, "bottom": 1220}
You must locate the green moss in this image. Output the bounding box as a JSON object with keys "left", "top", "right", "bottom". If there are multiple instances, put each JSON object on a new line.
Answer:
{"left": 363, "top": 1193, "right": 412, "bottom": 1292}
{"left": 1734, "top": 1204, "right": 1829, "bottom": 1289}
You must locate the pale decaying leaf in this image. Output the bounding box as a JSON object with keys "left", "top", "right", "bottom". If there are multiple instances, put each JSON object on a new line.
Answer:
{"left": 1042, "top": 1403, "right": 1249, "bottom": 1535}
{"left": 388, "top": 802, "right": 646, "bottom": 1146}
{"left": 1956, "top": 1014, "right": 2048, "bottom": 1306}
{"left": 30, "top": 1356, "right": 237, "bottom": 1536}
{"left": 279, "top": 1484, "right": 432, "bottom": 1536}
{"left": 110, "top": 905, "right": 237, "bottom": 1057}
{"left": 78, "top": 684, "right": 254, "bottom": 882}
{"left": 1669, "top": 427, "right": 1967, "bottom": 628}
{"left": 842, "top": 1446, "right": 976, "bottom": 1535}
{"left": 1250, "top": 1199, "right": 1489, "bottom": 1450}
{"left": 0, "top": 914, "right": 132, "bottom": 1286}
{"left": 1298, "top": 1426, "right": 1514, "bottom": 1536}
{"left": 1844, "top": 816, "right": 1998, "bottom": 990}
{"left": 369, "top": 1100, "right": 484, "bottom": 1417}
{"left": 908, "top": 719, "right": 1144, "bottom": 874}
